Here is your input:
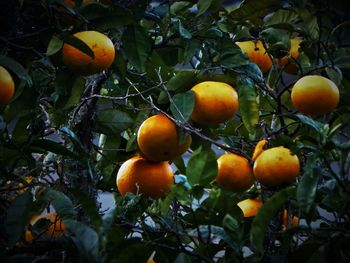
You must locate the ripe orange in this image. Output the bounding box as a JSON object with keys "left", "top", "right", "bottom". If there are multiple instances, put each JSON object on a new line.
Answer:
{"left": 277, "top": 38, "right": 302, "bottom": 74}
{"left": 237, "top": 198, "right": 263, "bottom": 217}
{"left": 291, "top": 75, "right": 339, "bottom": 116}
{"left": 116, "top": 156, "right": 174, "bottom": 199}
{"left": 282, "top": 209, "right": 299, "bottom": 229}
{"left": 0, "top": 65, "right": 15, "bottom": 105}
{"left": 25, "top": 212, "right": 65, "bottom": 242}
{"left": 216, "top": 153, "right": 254, "bottom": 192}
{"left": 62, "top": 31, "right": 115, "bottom": 75}
{"left": 236, "top": 40, "right": 272, "bottom": 73}
{"left": 137, "top": 114, "right": 191, "bottom": 162}
{"left": 190, "top": 81, "right": 239, "bottom": 125}
{"left": 253, "top": 145, "right": 300, "bottom": 187}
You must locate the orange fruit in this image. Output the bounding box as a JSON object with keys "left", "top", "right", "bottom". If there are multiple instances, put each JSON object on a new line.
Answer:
{"left": 62, "top": 31, "right": 115, "bottom": 75}
{"left": 282, "top": 209, "right": 299, "bottom": 229}
{"left": 291, "top": 75, "right": 339, "bottom": 116}
{"left": 190, "top": 81, "right": 239, "bottom": 125}
{"left": 216, "top": 153, "right": 254, "bottom": 192}
{"left": 252, "top": 139, "right": 268, "bottom": 161}
{"left": 277, "top": 38, "right": 302, "bottom": 74}
{"left": 137, "top": 114, "right": 191, "bottom": 162}
{"left": 253, "top": 144, "right": 300, "bottom": 187}
{"left": 0, "top": 65, "right": 15, "bottom": 105}
{"left": 237, "top": 198, "right": 263, "bottom": 217}
{"left": 116, "top": 156, "right": 174, "bottom": 199}
{"left": 25, "top": 212, "right": 65, "bottom": 242}
{"left": 236, "top": 40, "right": 272, "bottom": 73}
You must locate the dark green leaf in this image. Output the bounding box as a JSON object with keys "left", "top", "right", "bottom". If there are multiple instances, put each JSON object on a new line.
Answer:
{"left": 63, "top": 34, "right": 94, "bottom": 58}
{"left": 325, "top": 67, "right": 342, "bottom": 87}
{"left": 64, "top": 219, "right": 99, "bottom": 263}
{"left": 251, "top": 186, "right": 296, "bottom": 254}
{"left": 186, "top": 148, "right": 218, "bottom": 186}
{"left": 298, "top": 9, "right": 319, "bottom": 40}
{"left": 237, "top": 78, "right": 259, "bottom": 135}
{"left": 94, "top": 108, "right": 133, "bottom": 135}
{"left": 5, "top": 191, "right": 33, "bottom": 246}
{"left": 230, "top": 0, "right": 280, "bottom": 21}
{"left": 46, "top": 189, "right": 76, "bottom": 219}
{"left": 70, "top": 188, "right": 102, "bottom": 228}
{"left": 265, "top": 9, "right": 299, "bottom": 26}
{"left": 296, "top": 114, "right": 323, "bottom": 133}
{"left": 197, "top": 0, "right": 213, "bottom": 16}
{"left": 223, "top": 214, "right": 239, "bottom": 233}
{"left": 59, "top": 127, "right": 89, "bottom": 159}
{"left": 29, "top": 139, "right": 77, "bottom": 158}
{"left": 167, "top": 70, "right": 199, "bottom": 91}
{"left": 170, "top": 90, "right": 195, "bottom": 121}
{"left": 297, "top": 156, "right": 321, "bottom": 214}
{"left": 173, "top": 18, "right": 192, "bottom": 39}
{"left": 63, "top": 77, "right": 86, "bottom": 109}
{"left": 219, "top": 46, "right": 249, "bottom": 68}
{"left": 46, "top": 35, "right": 63, "bottom": 56}
{"left": 0, "top": 55, "right": 32, "bottom": 85}
{"left": 174, "top": 253, "right": 192, "bottom": 263}
{"left": 122, "top": 24, "right": 152, "bottom": 72}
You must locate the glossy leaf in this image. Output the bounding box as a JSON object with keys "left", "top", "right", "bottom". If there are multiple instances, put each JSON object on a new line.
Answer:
{"left": 230, "top": 0, "right": 280, "bottom": 21}
{"left": 5, "top": 191, "right": 33, "bottom": 246}
{"left": 297, "top": 156, "right": 321, "bottom": 214}
{"left": 122, "top": 24, "right": 152, "bottom": 72}
{"left": 170, "top": 90, "right": 195, "bottom": 121}
{"left": 94, "top": 109, "right": 133, "bottom": 135}
{"left": 197, "top": 0, "right": 213, "bottom": 16}
{"left": 237, "top": 78, "right": 259, "bottom": 135}
{"left": 186, "top": 148, "right": 218, "bottom": 186}
{"left": 0, "top": 55, "right": 32, "bottom": 85}
{"left": 251, "top": 186, "right": 296, "bottom": 254}
{"left": 46, "top": 35, "right": 63, "bottom": 56}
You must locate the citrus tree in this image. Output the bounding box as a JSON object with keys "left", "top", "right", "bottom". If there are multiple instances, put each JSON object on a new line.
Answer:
{"left": 1, "top": 0, "right": 350, "bottom": 262}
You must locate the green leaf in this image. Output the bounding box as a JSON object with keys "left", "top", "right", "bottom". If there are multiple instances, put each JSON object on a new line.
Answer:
{"left": 29, "top": 139, "right": 77, "bottom": 158}
{"left": 325, "top": 67, "right": 343, "bottom": 87}
{"left": 251, "top": 186, "right": 296, "bottom": 254}
{"left": 64, "top": 219, "right": 99, "bottom": 263}
{"left": 174, "top": 253, "right": 192, "bottom": 263}
{"left": 170, "top": 90, "right": 195, "bottom": 121}
{"left": 173, "top": 18, "right": 192, "bottom": 39}
{"left": 122, "top": 24, "right": 152, "bottom": 72}
{"left": 166, "top": 70, "right": 199, "bottom": 91}
{"left": 0, "top": 55, "right": 32, "bottom": 86}
{"left": 69, "top": 188, "right": 102, "bottom": 228}
{"left": 63, "top": 34, "right": 94, "bottom": 58}
{"left": 237, "top": 78, "right": 259, "bottom": 135}
{"left": 298, "top": 9, "right": 319, "bottom": 40}
{"left": 297, "top": 156, "right": 321, "bottom": 214}
{"left": 5, "top": 191, "right": 33, "bottom": 247}
{"left": 230, "top": 0, "right": 280, "bottom": 21}
{"left": 80, "top": 4, "right": 133, "bottom": 30}
{"left": 223, "top": 214, "right": 239, "bottom": 233}
{"left": 197, "top": 0, "right": 213, "bottom": 16}
{"left": 265, "top": 9, "right": 299, "bottom": 26}
{"left": 94, "top": 108, "right": 134, "bottom": 135}
{"left": 46, "top": 35, "right": 63, "bottom": 56}
{"left": 45, "top": 189, "right": 76, "bottom": 219}
{"left": 63, "top": 77, "right": 86, "bottom": 110}
{"left": 186, "top": 148, "right": 218, "bottom": 186}
{"left": 296, "top": 114, "right": 323, "bottom": 133}
{"left": 60, "top": 127, "right": 89, "bottom": 159}
{"left": 219, "top": 45, "right": 249, "bottom": 68}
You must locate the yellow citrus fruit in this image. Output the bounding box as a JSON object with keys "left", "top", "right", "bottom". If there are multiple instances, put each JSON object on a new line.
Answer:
{"left": 282, "top": 209, "right": 299, "bottom": 229}
{"left": 253, "top": 145, "right": 300, "bottom": 187}
{"left": 236, "top": 40, "right": 272, "bottom": 73}
{"left": 277, "top": 38, "right": 302, "bottom": 74}
{"left": 62, "top": 31, "right": 115, "bottom": 75}
{"left": 137, "top": 114, "right": 191, "bottom": 162}
{"left": 190, "top": 81, "right": 239, "bottom": 125}
{"left": 291, "top": 75, "right": 339, "bottom": 116}
{"left": 252, "top": 139, "right": 268, "bottom": 161}
{"left": 237, "top": 198, "right": 263, "bottom": 217}
{"left": 216, "top": 153, "right": 254, "bottom": 192}
{"left": 25, "top": 212, "right": 65, "bottom": 242}
{"left": 116, "top": 156, "right": 174, "bottom": 199}
{"left": 0, "top": 65, "right": 15, "bottom": 105}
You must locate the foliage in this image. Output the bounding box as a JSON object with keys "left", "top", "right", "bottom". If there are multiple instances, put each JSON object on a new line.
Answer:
{"left": 1, "top": 0, "right": 350, "bottom": 262}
